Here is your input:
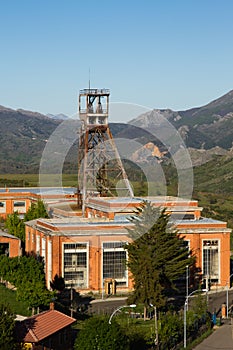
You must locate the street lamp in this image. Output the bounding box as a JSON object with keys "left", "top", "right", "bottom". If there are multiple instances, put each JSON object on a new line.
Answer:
{"left": 150, "top": 304, "right": 158, "bottom": 348}
{"left": 108, "top": 304, "right": 136, "bottom": 324}
{"left": 184, "top": 289, "right": 208, "bottom": 348}
{"left": 186, "top": 288, "right": 208, "bottom": 311}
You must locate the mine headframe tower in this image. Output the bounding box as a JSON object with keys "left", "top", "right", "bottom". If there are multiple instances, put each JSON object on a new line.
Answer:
{"left": 77, "top": 88, "right": 134, "bottom": 213}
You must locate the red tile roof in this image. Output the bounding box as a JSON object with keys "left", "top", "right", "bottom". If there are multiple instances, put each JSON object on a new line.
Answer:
{"left": 15, "top": 309, "right": 76, "bottom": 343}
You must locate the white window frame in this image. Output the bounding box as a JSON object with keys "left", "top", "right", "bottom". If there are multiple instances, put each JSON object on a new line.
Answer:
{"left": 36, "top": 235, "right": 40, "bottom": 256}
{"left": 102, "top": 241, "right": 128, "bottom": 288}
{"left": 13, "top": 200, "right": 26, "bottom": 213}
{"left": 0, "top": 201, "right": 6, "bottom": 213}
{"left": 47, "top": 240, "right": 52, "bottom": 289}
{"left": 202, "top": 239, "right": 220, "bottom": 283}
{"left": 62, "top": 242, "right": 89, "bottom": 289}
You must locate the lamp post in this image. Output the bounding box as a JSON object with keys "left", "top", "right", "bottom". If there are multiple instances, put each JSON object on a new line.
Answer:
{"left": 108, "top": 304, "right": 136, "bottom": 324}
{"left": 186, "top": 265, "right": 189, "bottom": 301}
{"left": 150, "top": 304, "right": 158, "bottom": 348}
{"left": 226, "top": 273, "right": 233, "bottom": 318}
{"left": 184, "top": 300, "right": 187, "bottom": 349}
{"left": 184, "top": 289, "right": 208, "bottom": 348}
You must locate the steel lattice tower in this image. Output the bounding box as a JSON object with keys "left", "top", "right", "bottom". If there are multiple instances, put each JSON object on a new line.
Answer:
{"left": 77, "top": 88, "right": 134, "bottom": 213}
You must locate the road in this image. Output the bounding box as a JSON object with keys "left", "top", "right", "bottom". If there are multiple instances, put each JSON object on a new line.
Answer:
{"left": 88, "top": 289, "right": 233, "bottom": 316}
{"left": 206, "top": 289, "right": 233, "bottom": 315}
{"left": 89, "top": 297, "right": 127, "bottom": 315}
{"left": 88, "top": 290, "right": 233, "bottom": 349}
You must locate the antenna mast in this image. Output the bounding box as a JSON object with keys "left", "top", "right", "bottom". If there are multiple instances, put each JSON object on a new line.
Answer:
{"left": 88, "top": 68, "right": 91, "bottom": 90}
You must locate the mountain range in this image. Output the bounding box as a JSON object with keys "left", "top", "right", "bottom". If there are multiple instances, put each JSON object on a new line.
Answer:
{"left": 46, "top": 113, "right": 70, "bottom": 120}
{"left": 1, "top": 90, "right": 233, "bottom": 173}
{"left": 129, "top": 90, "right": 233, "bottom": 150}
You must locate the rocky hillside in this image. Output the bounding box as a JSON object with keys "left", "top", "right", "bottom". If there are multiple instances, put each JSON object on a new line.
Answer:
{"left": 130, "top": 142, "right": 167, "bottom": 164}
{"left": 129, "top": 90, "right": 233, "bottom": 150}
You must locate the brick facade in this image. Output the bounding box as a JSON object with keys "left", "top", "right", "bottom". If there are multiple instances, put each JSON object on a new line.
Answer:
{"left": 0, "top": 231, "right": 21, "bottom": 257}
{"left": 25, "top": 196, "right": 231, "bottom": 293}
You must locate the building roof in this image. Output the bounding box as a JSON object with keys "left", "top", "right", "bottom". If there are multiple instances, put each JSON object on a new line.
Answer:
{"left": 15, "top": 309, "right": 76, "bottom": 343}
{"left": 25, "top": 213, "right": 231, "bottom": 238}
{"left": 0, "top": 187, "right": 75, "bottom": 195}
{"left": 87, "top": 195, "right": 199, "bottom": 208}
{"left": 0, "top": 229, "right": 20, "bottom": 240}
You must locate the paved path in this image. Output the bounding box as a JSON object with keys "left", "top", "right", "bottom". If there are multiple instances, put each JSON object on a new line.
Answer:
{"left": 193, "top": 323, "right": 233, "bottom": 350}
{"left": 89, "top": 297, "right": 127, "bottom": 315}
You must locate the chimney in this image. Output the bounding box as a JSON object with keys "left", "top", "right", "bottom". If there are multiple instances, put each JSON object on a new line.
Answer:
{"left": 50, "top": 302, "right": 55, "bottom": 310}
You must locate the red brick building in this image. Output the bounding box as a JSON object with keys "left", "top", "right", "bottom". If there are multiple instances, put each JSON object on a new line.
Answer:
{"left": 0, "top": 188, "right": 76, "bottom": 220}
{"left": 25, "top": 196, "right": 231, "bottom": 293}
{"left": 15, "top": 309, "right": 76, "bottom": 350}
{"left": 0, "top": 191, "right": 36, "bottom": 220}
{"left": 0, "top": 230, "right": 21, "bottom": 257}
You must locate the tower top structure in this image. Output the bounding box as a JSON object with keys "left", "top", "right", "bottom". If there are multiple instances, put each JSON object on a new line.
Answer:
{"left": 79, "top": 88, "right": 110, "bottom": 127}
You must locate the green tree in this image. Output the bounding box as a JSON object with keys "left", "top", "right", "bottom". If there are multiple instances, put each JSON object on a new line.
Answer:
{"left": 127, "top": 200, "right": 161, "bottom": 239}
{"left": 50, "top": 274, "right": 65, "bottom": 292}
{"left": 5, "top": 212, "right": 25, "bottom": 241}
{"left": 186, "top": 290, "right": 211, "bottom": 337}
{"left": 24, "top": 199, "right": 49, "bottom": 221}
{"left": 4, "top": 200, "right": 49, "bottom": 245}
{"left": 0, "top": 255, "right": 53, "bottom": 314}
{"left": 0, "top": 255, "right": 11, "bottom": 280}
{"left": 191, "top": 290, "right": 208, "bottom": 318}
{"left": 0, "top": 303, "right": 16, "bottom": 349}
{"left": 74, "top": 316, "right": 130, "bottom": 350}
{"left": 17, "top": 281, "right": 52, "bottom": 314}
{"left": 159, "top": 311, "right": 183, "bottom": 348}
{"left": 0, "top": 256, "right": 46, "bottom": 287}
{"left": 126, "top": 202, "right": 195, "bottom": 310}
{"left": 15, "top": 256, "right": 53, "bottom": 313}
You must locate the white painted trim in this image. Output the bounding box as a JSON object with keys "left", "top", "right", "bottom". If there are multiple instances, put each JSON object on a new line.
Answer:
{"left": 47, "top": 240, "right": 52, "bottom": 289}
{"left": 62, "top": 241, "right": 89, "bottom": 289}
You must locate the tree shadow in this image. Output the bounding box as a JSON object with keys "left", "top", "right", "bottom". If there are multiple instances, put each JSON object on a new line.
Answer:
{"left": 54, "top": 288, "right": 93, "bottom": 320}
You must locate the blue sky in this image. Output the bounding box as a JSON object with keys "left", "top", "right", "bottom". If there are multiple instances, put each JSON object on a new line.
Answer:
{"left": 1, "top": 0, "right": 233, "bottom": 122}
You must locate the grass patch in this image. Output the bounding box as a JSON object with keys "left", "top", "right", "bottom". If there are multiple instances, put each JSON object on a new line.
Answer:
{"left": 0, "top": 283, "right": 31, "bottom": 316}
{"left": 0, "top": 174, "right": 78, "bottom": 188}
{"left": 0, "top": 174, "right": 39, "bottom": 187}
{"left": 193, "top": 191, "right": 233, "bottom": 228}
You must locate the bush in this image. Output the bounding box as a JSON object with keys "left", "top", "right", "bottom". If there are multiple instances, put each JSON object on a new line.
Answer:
{"left": 74, "top": 316, "right": 130, "bottom": 350}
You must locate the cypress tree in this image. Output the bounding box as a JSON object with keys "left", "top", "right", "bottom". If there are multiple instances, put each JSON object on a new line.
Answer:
{"left": 126, "top": 201, "right": 195, "bottom": 309}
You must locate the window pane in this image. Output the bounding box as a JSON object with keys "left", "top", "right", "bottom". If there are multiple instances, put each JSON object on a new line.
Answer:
{"left": 203, "top": 240, "right": 219, "bottom": 283}
{"left": 103, "top": 251, "right": 126, "bottom": 279}
{"left": 63, "top": 243, "right": 88, "bottom": 289}
{"left": 14, "top": 201, "right": 25, "bottom": 207}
